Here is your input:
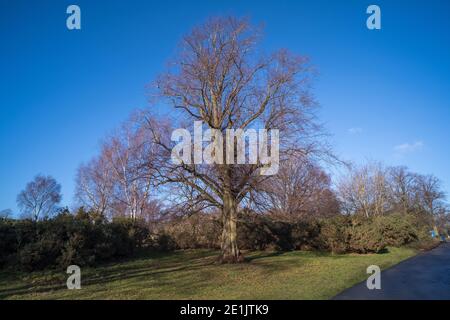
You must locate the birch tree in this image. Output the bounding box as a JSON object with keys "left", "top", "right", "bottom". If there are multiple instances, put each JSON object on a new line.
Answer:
{"left": 17, "top": 175, "right": 62, "bottom": 221}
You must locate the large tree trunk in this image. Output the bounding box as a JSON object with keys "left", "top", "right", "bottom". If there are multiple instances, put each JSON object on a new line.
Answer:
{"left": 220, "top": 193, "right": 242, "bottom": 263}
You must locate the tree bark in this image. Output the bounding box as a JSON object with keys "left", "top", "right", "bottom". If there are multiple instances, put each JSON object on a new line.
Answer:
{"left": 220, "top": 192, "right": 243, "bottom": 263}
{"left": 219, "top": 163, "right": 242, "bottom": 263}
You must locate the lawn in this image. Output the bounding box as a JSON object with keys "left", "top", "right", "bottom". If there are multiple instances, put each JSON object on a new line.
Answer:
{"left": 0, "top": 247, "right": 416, "bottom": 300}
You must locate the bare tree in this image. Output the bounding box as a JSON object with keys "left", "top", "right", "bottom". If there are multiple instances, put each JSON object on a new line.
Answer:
{"left": 338, "top": 162, "right": 389, "bottom": 217}
{"left": 372, "top": 164, "right": 389, "bottom": 215}
{"left": 75, "top": 155, "right": 113, "bottom": 217}
{"left": 252, "top": 156, "right": 339, "bottom": 221}
{"left": 387, "top": 166, "right": 420, "bottom": 214}
{"left": 103, "top": 120, "right": 157, "bottom": 220}
{"left": 142, "top": 17, "right": 330, "bottom": 262}
{"left": 415, "top": 174, "right": 446, "bottom": 216}
{"left": 75, "top": 118, "right": 158, "bottom": 221}
{"left": 338, "top": 164, "right": 371, "bottom": 217}
{"left": 338, "top": 162, "right": 449, "bottom": 219}
{"left": 0, "top": 209, "right": 12, "bottom": 219}
{"left": 17, "top": 175, "right": 62, "bottom": 221}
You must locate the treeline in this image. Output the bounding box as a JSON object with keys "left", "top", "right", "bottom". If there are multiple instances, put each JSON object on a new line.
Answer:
{"left": 338, "top": 163, "right": 448, "bottom": 218}
{"left": 72, "top": 118, "right": 449, "bottom": 224}
{"left": 74, "top": 129, "right": 342, "bottom": 223}
{"left": 0, "top": 206, "right": 442, "bottom": 271}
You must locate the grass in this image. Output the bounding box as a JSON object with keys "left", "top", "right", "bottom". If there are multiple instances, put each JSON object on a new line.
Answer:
{"left": 0, "top": 247, "right": 417, "bottom": 300}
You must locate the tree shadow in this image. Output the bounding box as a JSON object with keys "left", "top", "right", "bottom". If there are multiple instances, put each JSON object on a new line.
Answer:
{"left": 0, "top": 250, "right": 220, "bottom": 299}
{"left": 245, "top": 250, "right": 286, "bottom": 262}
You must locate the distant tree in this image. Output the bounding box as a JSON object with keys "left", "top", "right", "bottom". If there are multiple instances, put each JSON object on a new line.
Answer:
{"left": 16, "top": 175, "right": 62, "bottom": 221}
{"left": 435, "top": 205, "right": 450, "bottom": 236}
{"left": 0, "top": 209, "right": 12, "bottom": 219}
{"left": 101, "top": 120, "right": 157, "bottom": 220}
{"left": 75, "top": 156, "right": 113, "bottom": 217}
{"left": 75, "top": 118, "right": 159, "bottom": 220}
{"left": 253, "top": 156, "right": 339, "bottom": 221}
{"left": 338, "top": 162, "right": 448, "bottom": 219}
{"left": 415, "top": 174, "right": 446, "bottom": 216}
{"left": 338, "top": 162, "right": 389, "bottom": 217}
{"left": 387, "top": 166, "right": 417, "bottom": 214}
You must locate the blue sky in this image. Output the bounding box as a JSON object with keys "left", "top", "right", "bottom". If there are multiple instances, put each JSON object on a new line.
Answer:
{"left": 1, "top": 0, "right": 449, "bottom": 215}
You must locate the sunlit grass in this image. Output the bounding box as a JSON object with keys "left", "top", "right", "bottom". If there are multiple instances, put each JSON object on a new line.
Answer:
{"left": 0, "top": 247, "right": 416, "bottom": 300}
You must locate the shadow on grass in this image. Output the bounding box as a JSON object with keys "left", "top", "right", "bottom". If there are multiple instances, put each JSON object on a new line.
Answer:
{"left": 245, "top": 250, "right": 286, "bottom": 262}
{"left": 0, "top": 248, "right": 391, "bottom": 299}
{"left": 0, "top": 249, "right": 220, "bottom": 299}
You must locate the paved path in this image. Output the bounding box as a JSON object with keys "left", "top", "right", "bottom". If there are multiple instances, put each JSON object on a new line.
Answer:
{"left": 334, "top": 243, "right": 450, "bottom": 300}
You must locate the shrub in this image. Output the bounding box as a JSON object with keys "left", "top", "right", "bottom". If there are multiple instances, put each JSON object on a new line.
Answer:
{"left": 237, "top": 214, "right": 277, "bottom": 250}
{"left": 112, "top": 217, "right": 149, "bottom": 249}
{"left": 318, "top": 214, "right": 423, "bottom": 254}
{"left": 152, "top": 233, "right": 178, "bottom": 251}
{"left": 373, "top": 214, "right": 418, "bottom": 247}
{"left": 237, "top": 214, "right": 323, "bottom": 251}
{"left": 268, "top": 220, "right": 294, "bottom": 250}
{"left": 290, "top": 220, "right": 323, "bottom": 251}
{"left": 164, "top": 214, "right": 221, "bottom": 249}
{"left": 1, "top": 209, "right": 152, "bottom": 271}
{"left": 347, "top": 220, "right": 386, "bottom": 253}
{"left": 18, "top": 238, "right": 62, "bottom": 271}
{"left": 0, "top": 218, "right": 19, "bottom": 266}
{"left": 318, "top": 216, "right": 351, "bottom": 254}
{"left": 2, "top": 207, "right": 434, "bottom": 271}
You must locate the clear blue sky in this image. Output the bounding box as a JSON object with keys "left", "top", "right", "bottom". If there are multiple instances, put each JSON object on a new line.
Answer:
{"left": 1, "top": 0, "right": 449, "bottom": 215}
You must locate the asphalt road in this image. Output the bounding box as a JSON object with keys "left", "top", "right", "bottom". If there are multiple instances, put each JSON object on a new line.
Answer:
{"left": 334, "top": 243, "right": 450, "bottom": 300}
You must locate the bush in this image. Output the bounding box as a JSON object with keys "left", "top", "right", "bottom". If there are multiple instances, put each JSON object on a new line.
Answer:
{"left": 0, "top": 218, "right": 17, "bottom": 266}
{"left": 2, "top": 207, "right": 433, "bottom": 271}
{"left": 347, "top": 219, "right": 386, "bottom": 253}
{"left": 318, "top": 216, "right": 351, "bottom": 254}
{"left": 127, "top": 211, "right": 428, "bottom": 255}
{"left": 112, "top": 217, "right": 149, "bottom": 249}
{"left": 146, "top": 211, "right": 436, "bottom": 255}
{"left": 237, "top": 214, "right": 277, "bottom": 250}
{"left": 318, "top": 213, "right": 424, "bottom": 254}
{"left": 290, "top": 220, "right": 323, "bottom": 250}
{"left": 319, "top": 215, "right": 386, "bottom": 254}
{"left": 152, "top": 233, "right": 178, "bottom": 251}
{"left": 164, "top": 214, "right": 221, "bottom": 249}
{"left": 237, "top": 213, "right": 323, "bottom": 251}
{"left": 18, "top": 238, "right": 62, "bottom": 271}
{"left": 373, "top": 214, "right": 418, "bottom": 247}
{"left": 1, "top": 209, "right": 151, "bottom": 271}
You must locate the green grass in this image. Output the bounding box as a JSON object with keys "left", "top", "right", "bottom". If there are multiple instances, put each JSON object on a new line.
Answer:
{"left": 0, "top": 247, "right": 416, "bottom": 300}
